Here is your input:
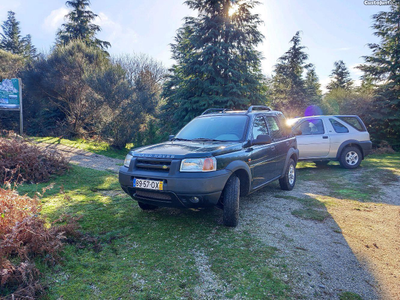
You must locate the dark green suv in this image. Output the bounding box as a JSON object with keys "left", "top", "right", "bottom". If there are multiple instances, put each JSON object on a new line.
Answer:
{"left": 119, "top": 106, "right": 299, "bottom": 227}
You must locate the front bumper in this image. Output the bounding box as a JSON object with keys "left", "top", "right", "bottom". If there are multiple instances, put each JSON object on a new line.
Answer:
{"left": 119, "top": 159, "right": 232, "bottom": 208}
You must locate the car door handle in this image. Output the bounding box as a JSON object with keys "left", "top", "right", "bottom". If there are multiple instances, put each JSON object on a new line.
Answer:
{"left": 322, "top": 136, "right": 328, "bottom": 139}
{"left": 270, "top": 146, "right": 276, "bottom": 151}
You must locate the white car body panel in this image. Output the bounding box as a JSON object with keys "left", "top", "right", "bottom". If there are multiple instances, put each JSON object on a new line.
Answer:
{"left": 293, "top": 116, "right": 371, "bottom": 160}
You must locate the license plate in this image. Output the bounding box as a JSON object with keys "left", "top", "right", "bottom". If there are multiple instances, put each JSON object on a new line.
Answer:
{"left": 133, "top": 178, "right": 163, "bottom": 191}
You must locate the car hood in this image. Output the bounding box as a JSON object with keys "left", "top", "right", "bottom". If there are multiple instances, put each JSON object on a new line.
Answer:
{"left": 131, "top": 141, "right": 243, "bottom": 159}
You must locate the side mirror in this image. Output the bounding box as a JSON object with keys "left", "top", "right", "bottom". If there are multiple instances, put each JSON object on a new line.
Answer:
{"left": 251, "top": 134, "right": 272, "bottom": 146}
{"left": 169, "top": 135, "right": 175, "bottom": 141}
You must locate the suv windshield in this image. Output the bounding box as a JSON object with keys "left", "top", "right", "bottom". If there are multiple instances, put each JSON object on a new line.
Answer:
{"left": 175, "top": 115, "right": 248, "bottom": 142}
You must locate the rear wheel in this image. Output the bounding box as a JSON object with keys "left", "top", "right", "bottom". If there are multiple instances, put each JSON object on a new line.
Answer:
{"left": 138, "top": 202, "right": 158, "bottom": 211}
{"left": 279, "top": 159, "right": 296, "bottom": 191}
{"left": 340, "top": 146, "right": 361, "bottom": 169}
{"left": 222, "top": 175, "right": 240, "bottom": 227}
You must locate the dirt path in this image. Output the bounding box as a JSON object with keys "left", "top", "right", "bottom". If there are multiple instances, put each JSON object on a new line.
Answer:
{"left": 36, "top": 142, "right": 123, "bottom": 173}
{"left": 239, "top": 170, "right": 399, "bottom": 300}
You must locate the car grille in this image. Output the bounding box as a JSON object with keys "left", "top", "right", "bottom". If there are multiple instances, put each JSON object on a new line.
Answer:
{"left": 135, "top": 190, "right": 172, "bottom": 202}
{"left": 135, "top": 158, "right": 172, "bottom": 172}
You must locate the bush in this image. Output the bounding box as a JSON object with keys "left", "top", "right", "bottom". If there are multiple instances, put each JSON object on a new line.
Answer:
{"left": 0, "top": 133, "right": 69, "bottom": 184}
{"left": 0, "top": 187, "right": 80, "bottom": 299}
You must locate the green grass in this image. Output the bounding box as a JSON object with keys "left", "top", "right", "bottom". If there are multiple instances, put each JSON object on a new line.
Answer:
{"left": 12, "top": 153, "right": 399, "bottom": 299}
{"left": 272, "top": 153, "right": 399, "bottom": 221}
{"left": 16, "top": 166, "right": 289, "bottom": 299}
{"left": 296, "top": 153, "right": 400, "bottom": 202}
{"left": 339, "top": 291, "right": 363, "bottom": 300}
{"left": 32, "top": 136, "right": 131, "bottom": 160}
{"left": 275, "top": 194, "right": 330, "bottom": 221}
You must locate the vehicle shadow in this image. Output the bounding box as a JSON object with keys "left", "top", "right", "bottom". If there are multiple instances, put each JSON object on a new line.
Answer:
{"left": 236, "top": 156, "right": 399, "bottom": 300}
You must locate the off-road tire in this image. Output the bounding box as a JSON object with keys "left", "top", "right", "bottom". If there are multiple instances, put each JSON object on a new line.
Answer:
{"left": 222, "top": 175, "right": 240, "bottom": 227}
{"left": 138, "top": 202, "right": 158, "bottom": 211}
{"left": 279, "top": 159, "right": 296, "bottom": 191}
{"left": 340, "top": 146, "right": 362, "bottom": 169}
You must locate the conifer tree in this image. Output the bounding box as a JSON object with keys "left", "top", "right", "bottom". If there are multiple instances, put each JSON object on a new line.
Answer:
{"left": 304, "top": 64, "right": 322, "bottom": 106}
{"left": 326, "top": 60, "right": 353, "bottom": 91}
{"left": 358, "top": 2, "right": 400, "bottom": 148}
{"left": 272, "top": 31, "right": 309, "bottom": 117}
{"left": 57, "top": 0, "right": 110, "bottom": 50}
{"left": 0, "top": 11, "right": 37, "bottom": 59}
{"left": 162, "top": 0, "right": 267, "bottom": 131}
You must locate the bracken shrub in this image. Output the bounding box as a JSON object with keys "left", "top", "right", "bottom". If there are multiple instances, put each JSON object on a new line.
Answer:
{"left": 0, "top": 133, "right": 69, "bottom": 184}
{"left": 372, "top": 140, "right": 396, "bottom": 155}
{"left": 0, "top": 187, "right": 80, "bottom": 299}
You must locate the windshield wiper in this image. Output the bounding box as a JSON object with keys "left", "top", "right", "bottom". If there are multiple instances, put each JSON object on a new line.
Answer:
{"left": 191, "top": 138, "right": 226, "bottom": 142}
{"left": 171, "top": 138, "right": 192, "bottom": 141}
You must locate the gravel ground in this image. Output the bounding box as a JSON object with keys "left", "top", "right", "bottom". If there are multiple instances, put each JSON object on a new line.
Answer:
{"left": 237, "top": 173, "right": 399, "bottom": 300}
{"left": 35, "top": 142, "right": 398, "bottom": 299}
{"left": 238, "top": 182, "right": 377, "bottom": 299}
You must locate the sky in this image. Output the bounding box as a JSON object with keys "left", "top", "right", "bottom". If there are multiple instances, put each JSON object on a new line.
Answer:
{"left": 0, "top": 0, "right": 391, "bottom": 92}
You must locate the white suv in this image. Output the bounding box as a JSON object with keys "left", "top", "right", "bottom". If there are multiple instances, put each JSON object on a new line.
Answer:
{"left": 291, "top": 115, "right": 372, "bottom": 169}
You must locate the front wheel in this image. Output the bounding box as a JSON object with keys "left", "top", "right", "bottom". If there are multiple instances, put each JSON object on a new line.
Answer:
{"left": 222, "top": 175, "right": 240, "bottom": 227}
{"left": 138, "top": 202, "right": 158, "bottom": 211}
{"left": 340, "top": 146, "right": 362, "bottom": 169}
{"left": 279, "top": 159, "right": 296, "bottom": 191}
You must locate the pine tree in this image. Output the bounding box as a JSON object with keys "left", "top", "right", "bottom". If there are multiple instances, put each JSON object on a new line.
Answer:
{"left": 0, "top": 11, "right": 37, "bottom": 59}
{"left": 272, "top": 31, "right": 309, "bottom": 117}
{"left": 57, "top": 0, "right": 110, "bottom": 50}
{"left": 304, "top": 64, "right": 322, "bottom": 106}
{"left": 326, "top": 60, "right": 353, "bottom": 91}
{"left": 358, "top": 3, "right": 400, "bottom": 148}
{"left": 162, "top": 0, "right": 267, "bottom": 131}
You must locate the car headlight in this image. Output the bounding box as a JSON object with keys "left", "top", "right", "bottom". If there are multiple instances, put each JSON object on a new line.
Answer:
{"left": 180, "top": 157, "right": 217, "bottom": 172}
{"left": 124, "top": 153, "right": 133, "bottom": 167}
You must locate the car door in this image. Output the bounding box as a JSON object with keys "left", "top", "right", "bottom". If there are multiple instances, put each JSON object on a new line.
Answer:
{"left": 294, "top": 118, "right": 330, "bottom": 159}
{"left": 265, "top": 115, "right": 287, "bottom": 177}
{"left": 249, "top": 115, "right": 278, "bottom": 189}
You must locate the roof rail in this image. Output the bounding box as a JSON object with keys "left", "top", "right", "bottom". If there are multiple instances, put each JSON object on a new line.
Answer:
{"left": 201, "top": 108, "right": 232, "bottom": 115}
{"left": 246, "top": 105, "right": 272, "bottom": 114}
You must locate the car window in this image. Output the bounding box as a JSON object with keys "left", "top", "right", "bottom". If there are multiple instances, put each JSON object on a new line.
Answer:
{"left": 330, "top": 119, "right": 349, "bottom": 133}
{"left": 176, "top": 115, "right": 248, "bottom": 141}
{"left": 337, "top": 116, "right": 366, "bottom": 132}
{"left": 252, "top": 116, "right": 269, "bottom": 139}
{"left": 296, "top": 119, "right": 324, "bottom": 135}
{"left": 276, "top": 113, "right": 291, "bottom": 138}
{"left": 265, "top": 116, "right": 282, "bottom": 139}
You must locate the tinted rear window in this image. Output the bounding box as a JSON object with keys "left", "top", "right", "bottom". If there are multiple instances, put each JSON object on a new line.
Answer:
{"left": 330, "top": 119, "right": 349, "bottom": 133}
{"left": 336, "top": 116, "right": 366, "bottom": 132}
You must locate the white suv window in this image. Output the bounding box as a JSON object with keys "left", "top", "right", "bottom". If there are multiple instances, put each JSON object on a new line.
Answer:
{"left": 330, "top": 119, "right": 349, "bottom": 133}
{"left": 297, "top": 119, "right": 324, "bottom": 135}
{"left": 337, "top": 116, "right": 366, "bottom": 132}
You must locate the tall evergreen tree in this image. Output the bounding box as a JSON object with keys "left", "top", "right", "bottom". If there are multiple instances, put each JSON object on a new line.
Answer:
{"left": 304, "top": 64, "right": 322, "bottom": 106}
{"left": 358, "top": 3, "right": 400, "bottom": 148}
{"left": 57, "top": 0, "right": 110, "bottom": 50}
{"left": 326, "top": 60, "right": 353, "bottom": 91}
{"left": 162, "top": 0, "right": 267, "bottom": 131}
{"left": 0, "top": 11, "right": 37, "bottom": 59}
{"left": 272, "top": 31, "right": 309, "bottom": 117}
